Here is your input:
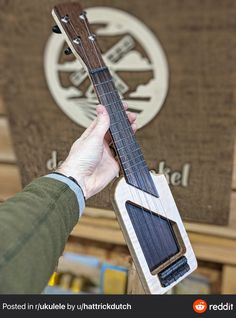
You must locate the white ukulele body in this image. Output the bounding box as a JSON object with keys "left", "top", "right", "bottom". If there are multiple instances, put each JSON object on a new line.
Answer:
{"left": 111, "top": 172, "right": 197, "bottom": 294}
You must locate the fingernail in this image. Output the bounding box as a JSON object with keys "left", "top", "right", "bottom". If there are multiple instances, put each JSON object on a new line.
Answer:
{"left": 99, "top": 110, "right": 106, "bottom": 116}
{"left": 97, "top": 106, "right": 104, "bottom": 115}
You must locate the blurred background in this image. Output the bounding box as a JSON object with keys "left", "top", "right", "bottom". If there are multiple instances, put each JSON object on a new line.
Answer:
{"left": 0, "top": 0, "right": 236, "bottom": 294}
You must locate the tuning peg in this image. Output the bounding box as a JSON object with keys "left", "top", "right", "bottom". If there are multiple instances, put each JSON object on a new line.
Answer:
{"left": 64, "top": 47, "right": 72, "bottom": 55}
{"left": 79, "top": 11, "right": 87, "bottom": 20}
{"left": 52, "top": 25, "right": 61, "bottom": 34}
{"left": 61, "top": 15, "right": 69, "bottom": 23}
{"left": 88, "top": 33, "right": 96, "bottom": 41}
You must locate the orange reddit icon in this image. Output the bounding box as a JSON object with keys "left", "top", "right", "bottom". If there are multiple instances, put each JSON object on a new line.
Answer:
{"left": 193, "top": 299, "right": 208, "bottom": 314}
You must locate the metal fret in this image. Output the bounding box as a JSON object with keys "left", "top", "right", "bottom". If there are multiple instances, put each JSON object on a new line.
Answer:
{"left": 116, "top": 144, "right": 140, "bottom": 152}
{"left": 120, "top": 152, "right": 144, "bottom": 162}
{"left": 98, "top": 89, "right": 118, "bottom": 98}
{"left": 110, "top": 125, "right": 132, "bottom": 135}
{"left": 113, "top": 136, "right": 136, "bottom": 145}
{"left": 99, "top": 94, "right": 122, "bottom": 107}
{"left": 110, "top": 121, "right": 119, "bottom": 127}
{"left": 114, "top": 139, "right": 140, "bottom": 154}
{"left": 94, "top": 79, "right": 114, "bottom": 87}
{"left": 101, "top": 100, "right": 125, "bottom": 111}
{"left": 125, "top": 164, "right": 149, "bottom": 177}
{"left": 123, "top": 153, "right": 145, "bottom": 172}
{"left": 123, "top": 159, "right": 146, "bottom": 171}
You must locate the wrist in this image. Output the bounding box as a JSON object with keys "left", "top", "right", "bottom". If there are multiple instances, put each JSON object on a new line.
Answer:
{"left": 55, "top": 165, "right": 87, "bottom": 199}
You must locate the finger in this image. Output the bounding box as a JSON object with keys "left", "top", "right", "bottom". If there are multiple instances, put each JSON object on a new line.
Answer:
{"left": 131, "top": 122, "right": 137, "bottom": 133}
{"left": 123, "top": 101, "right": 128, "bottom": 111}
{"left": 90, "top": 105, "right": 110, "bottom": 138}
{"left": 126, "top": 111, "right": 137, "bottom": 124}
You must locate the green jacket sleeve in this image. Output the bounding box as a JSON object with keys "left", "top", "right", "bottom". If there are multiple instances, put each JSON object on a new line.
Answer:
{"left": 0, "top": 176, "right": 81, "bottom": 294}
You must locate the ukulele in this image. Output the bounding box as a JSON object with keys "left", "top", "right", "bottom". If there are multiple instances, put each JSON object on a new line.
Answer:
{"left": 52, "top": 2, "right": 197, "bottom": 294}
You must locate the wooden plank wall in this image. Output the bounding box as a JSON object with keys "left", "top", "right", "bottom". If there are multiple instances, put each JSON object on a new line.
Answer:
{"left": 0, "top": 97, "right": 21, "bottom": 201}
{"left": 1, "top": 94, "right": 236, "bottom": 228}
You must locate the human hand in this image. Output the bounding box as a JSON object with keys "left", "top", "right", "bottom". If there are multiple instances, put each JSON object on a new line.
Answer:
{"left": 56, "top": 104, "right": 137, "bottom": 199}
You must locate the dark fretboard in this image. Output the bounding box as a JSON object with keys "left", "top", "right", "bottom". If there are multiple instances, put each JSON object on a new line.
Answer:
{"left": 90, "top": 67, "right": 159, "bottom": 197}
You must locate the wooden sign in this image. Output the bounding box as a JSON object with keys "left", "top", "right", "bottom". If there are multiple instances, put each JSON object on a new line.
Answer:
{"left": 1, "top": 0, "right": 236, "bottom": 225}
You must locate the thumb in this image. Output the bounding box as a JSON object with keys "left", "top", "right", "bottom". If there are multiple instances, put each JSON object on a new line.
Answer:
{"left": 91, "top": 105, "right": 110, "bottom": 138}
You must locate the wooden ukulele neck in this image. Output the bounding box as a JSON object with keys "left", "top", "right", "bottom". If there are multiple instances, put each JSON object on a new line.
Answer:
{"left": 90, "top": 67, "right": 159, "bottom": 197}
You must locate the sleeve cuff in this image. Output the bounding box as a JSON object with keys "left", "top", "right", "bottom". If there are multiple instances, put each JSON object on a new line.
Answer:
{"left": 44, "top": 174, "right": 85, "bottom": 217}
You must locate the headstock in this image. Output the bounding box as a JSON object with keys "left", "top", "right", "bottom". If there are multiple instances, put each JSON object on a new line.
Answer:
{"left": 52, "top": 2, "right": 105, "bottom": 71}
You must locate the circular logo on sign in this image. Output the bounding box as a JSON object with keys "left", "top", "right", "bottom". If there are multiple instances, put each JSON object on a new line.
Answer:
{"left": 193, "top": 299, "right": 208, "bottom": 314}
{"left": 44, "top": 7, "right": 169, "bottom": 129}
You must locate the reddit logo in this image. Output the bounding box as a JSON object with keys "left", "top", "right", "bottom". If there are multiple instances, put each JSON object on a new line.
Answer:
{"left": 193, "top": 299, "right": 208, "bottom": 314}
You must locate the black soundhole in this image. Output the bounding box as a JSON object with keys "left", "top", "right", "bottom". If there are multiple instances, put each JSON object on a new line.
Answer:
{"left": 126, "top": 201, "right": 179, "bottom": 272}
